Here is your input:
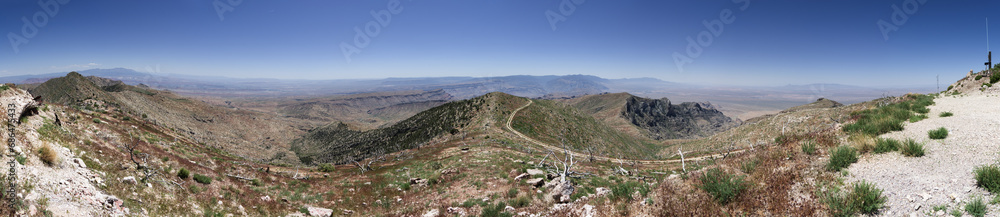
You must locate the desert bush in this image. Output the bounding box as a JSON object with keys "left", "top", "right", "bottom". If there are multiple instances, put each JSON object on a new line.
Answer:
{"left": 480, "top": 202, "right": 513, "bottom": 217}
{"left": 967, "top": 196, "right": 987, "bottom": 217}
{"left": 843, "top": 94, "right": 934, "bottom": 136}
{"left": 507, "top": 188, "right": 518, "bottom": 198}
{"left": 824, "top": 181, "right": 886, "bottom": 216}
{"left": 940, "top": 112, "right": 954, "bottom": 117}
{"left": 15, "top": 155, "right": 26, "bottom": 165}
{"left": 850, "top": 181, "right": 886, "bottom": 215}
{"left": 92, "top": 118, "right": 101, "bottom": 124}
{"left": 873, "top": 138, "right": 900, "bottom": 154}
{"left": 38, "top": 144, "right": 58, "bottom": 166}
{"left": 317, "top": 163, "right": 335, "bottom": 173}
{"left": 177, "top": 168, "right": 190, "bottom": 179}
{"left": 901, "top": 139, "right": 925, "bottom": 157}
{"left": 827, "top": 146, "right": 858, "bottom": 172}
{"left": 250, "top": 179, "right": 263, "bottom": 186}
{"left": 611, "top": 181, "right": 650, "bottom": 202}
{"left": 802, "top": 141, "right": 817, "bottom": 155}
{"left": 740, "top": 158, "right": 759, "bottom": 174}
{"left": 991, "top": 71, "right": 1000, "bottom": 84}
{"left": 697, "top": 168, "right": 746, "bottom": 204}
{"left": 193, "top": 174, "right": 212, "bottom": 184}
{"left": 929, "top": 127, "right": 948, "bottom": 139}
{"left": 975, "top": 165, "right": 1000, "bottom": 193}
{"left": 976, "top": 74, "right": 984, "bottom": 80}
{"left": 508, "top": 196, "right": 530, "bottom": 208}
{"left": 909, "top": 114, "right": 927, "bottom": 123}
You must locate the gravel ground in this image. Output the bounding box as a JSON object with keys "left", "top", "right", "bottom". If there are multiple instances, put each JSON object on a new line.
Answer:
{"left": 848, "top": 93, "right": 1000, "bottom": 216}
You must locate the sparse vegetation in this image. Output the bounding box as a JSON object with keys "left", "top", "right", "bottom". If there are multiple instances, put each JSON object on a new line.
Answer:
{"left": 967, "top": 196, "right": 987, "bottom": 217}
{"left": 824, "top": 181, "right": 886, "bottom": 216}
{"left": 38, "top": 144, "right": 58, "bottom": 166}
{"left": 827, "top": 146, "right": 858, "bottom": 172}
{"left": 480, "top": 202, "right": 514, "bottom": 217}
{"left": 940, "top": 112, "right": 953, "bottom": 117}
{"left": 975, "top": 165, "right": 1000, "bottom": 193}
{"left": 842, "top": 94, "right": 934, "bottom": 136}
{"left": 873, "top": 138, "right": 900, "bottom": 154}
{"left": 900, "top": 139, "right": 925, "bottom": 157}
{"left": 929, "top": 127, "right": 948, "bottom": 139}
{"left": 697, "top": 168, "right": 746, "bottom": 204}
{"left": 850, "top": 181, "right": 886, "bottom": 215}
{"left": 739, "top": 158, "right": 759, "bottom": 174}
{"left": 909, "top": 114, "right": 927, "bottom": 123}
{"left": 92, "top": 118, "right": 101, "bottom": 124}
{"left": 801, "top": 141, "right": 817, "bottom": 155}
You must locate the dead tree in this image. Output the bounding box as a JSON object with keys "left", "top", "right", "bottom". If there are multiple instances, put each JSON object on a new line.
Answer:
{"left": 557, "top": 145, "right": 576, "bottom": 184}
{"left": 584, "top": 145, "right": 596, "bottom": 162}
{"left": 678, "top": 148, "right": 686, "bottom": 173}
{"left": 537, "top": 150, "right": 553, "bottom": 168}
{"left": 122, "top": 132, "right": 157, "bottom": 182}
{"left": 351, "top": 149, "right": 386, "bottom": 175}
{"left": 615, "top": 154, "right": 630, "bottom": 176}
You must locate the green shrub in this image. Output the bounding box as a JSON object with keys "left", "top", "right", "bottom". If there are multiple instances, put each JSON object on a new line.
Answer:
{"left": 506, "top": 188, "right": 518, "bottom": 198}
{"left": 250, "top": 179, "right": 263, "bottom": 186}
{"left": 508, "top": 196, "right": 530, "bottom": 208}
{"left": 802, "top": 142, "right": 817, "bottom": 155}
{"left": 967, "top": 196, "right": 987, "bottom": 217}
{"left": 92, "top": 118, "right": 101, "bottom": 124}
{"left": 740, "top": 158, "right": 759, "bottom": 174}
{"left": 193, "top": 174, "right": 212, "bottom": 184}
{"left": 928, "top": 127, "right": 948, "bottom": 139}
{"left": 909, "top": 114, "right": 927, "bottom": 123}
{"left": 843, "top": 94, "right": 934, "bottom": 136}
{"left": 940, "top": 112, "right": 954, "bottom": 117}
{"left": 177, "top": 168, "right": 190, "bottom": 179}
{"left": 401, "top": 182, "right": 411, "bottom": 191}
{"left": 975, "top": 165, "right": 1000, "bottom": 193}
{"left": 992, "top": 71, "right": 1000, "bottom": 84}
{"left": 480, "top": 202, "right": 513, "bottom": 217}
{"left": 317, "top": 163, "right": 335, "bottom": 173}
{"left": 697, "top": 168, "right": 746, "bottom": 204}
{"left": 900, "top": 139, "right": 925, "bottom": 157}
{"left": 827, "top": 146, "right": 858, "bottom": 172}
{"left": 976, "top": 75, "right": 984, "bottom": 80}
{"left": 824, "top": 181, "right": 887, "bottom": 216}
{"left": 15, "top": 155, "right": 26, "bottom": 165}
{"left": 850, "top": 181, "right": 886, "bottom": 215}
{"left": 873, "top": 138, "right": 900, "bottom": 154}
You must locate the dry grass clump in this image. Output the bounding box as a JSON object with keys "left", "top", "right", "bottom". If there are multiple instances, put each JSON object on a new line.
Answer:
{"left": 39, "top": 144, "right": 58, "bottom": 166}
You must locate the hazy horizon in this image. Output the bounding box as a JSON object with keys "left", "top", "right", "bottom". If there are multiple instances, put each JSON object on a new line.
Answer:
{"left": 1, "top": 1, "right": 996, "bottom": 87}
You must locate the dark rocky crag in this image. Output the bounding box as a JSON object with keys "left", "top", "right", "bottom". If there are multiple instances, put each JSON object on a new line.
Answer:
{"left": 622, "top": 96, "right": 740, "bottom": 140}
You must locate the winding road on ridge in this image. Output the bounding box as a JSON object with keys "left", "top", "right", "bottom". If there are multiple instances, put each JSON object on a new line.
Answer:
{"left": 504, "top": 98, "right": 740, "bottom": 165}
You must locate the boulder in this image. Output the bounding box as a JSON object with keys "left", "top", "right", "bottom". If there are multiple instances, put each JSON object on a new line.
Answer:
{"left": 526, "top": 169, "right": 544, "bottom": 176}
{"left": 513, "top": 173, "right": 530, "bottom": 181}
{"left": 410, "top": 178, "right": 428, "bottom": 186}
{"left": 594, "top": 187, "right": 611, "bottom": 197}
{"left": 72, "top": 158, "right": 87, "bottom": 168}
{"left": 545, "top": 179, "right": 575, "bottom": 203}
{"left": 121, "top": 176, "right": 137, "bottom": 185}
{"left": 306, "top": 206, "right": 333, "bottom": 217}
{"left": 526, "top": 178, "right": 545, "bottom": 187}
{"left": 422, "top": 208, "right": 440, "bottom": 217}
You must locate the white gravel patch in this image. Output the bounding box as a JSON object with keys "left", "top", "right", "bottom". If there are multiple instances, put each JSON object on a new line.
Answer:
{"left": 848, "top": 93, "right": 1000, "bottom": 216}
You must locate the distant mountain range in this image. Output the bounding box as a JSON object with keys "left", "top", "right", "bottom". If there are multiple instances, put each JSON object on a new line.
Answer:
{"left": 1, "top": 68, "right": 936, "bottom": 112}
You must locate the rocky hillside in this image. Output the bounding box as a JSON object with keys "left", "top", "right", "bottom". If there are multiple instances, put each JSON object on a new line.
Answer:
{"left": 289, "top": 92, "right": 500, "bottom": 165}
{"left": 274, "top": 89, "right": 452, "bottom": 130}
{"left": 565, "top": 93, "right": 740, "bottom": 140}
{"left": 27, "top": 72, "right": 304, "bottom": 164}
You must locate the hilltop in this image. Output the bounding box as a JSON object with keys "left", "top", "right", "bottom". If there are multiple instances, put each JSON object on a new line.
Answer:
{"left": 562, "top": 93, "right": 740, "bottom": 140}
{"left": 28, "top": 72, "right": 306, "bottom": 164}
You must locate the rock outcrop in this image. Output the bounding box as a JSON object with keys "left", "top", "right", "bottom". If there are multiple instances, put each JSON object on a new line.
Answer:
{"left": 622, "top": 96, "right": 740, "bottom": 140}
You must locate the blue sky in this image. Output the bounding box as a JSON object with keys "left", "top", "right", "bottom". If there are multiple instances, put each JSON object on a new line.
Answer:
{"left": 0, "top": 0, "right": 996, "bottom": 86}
